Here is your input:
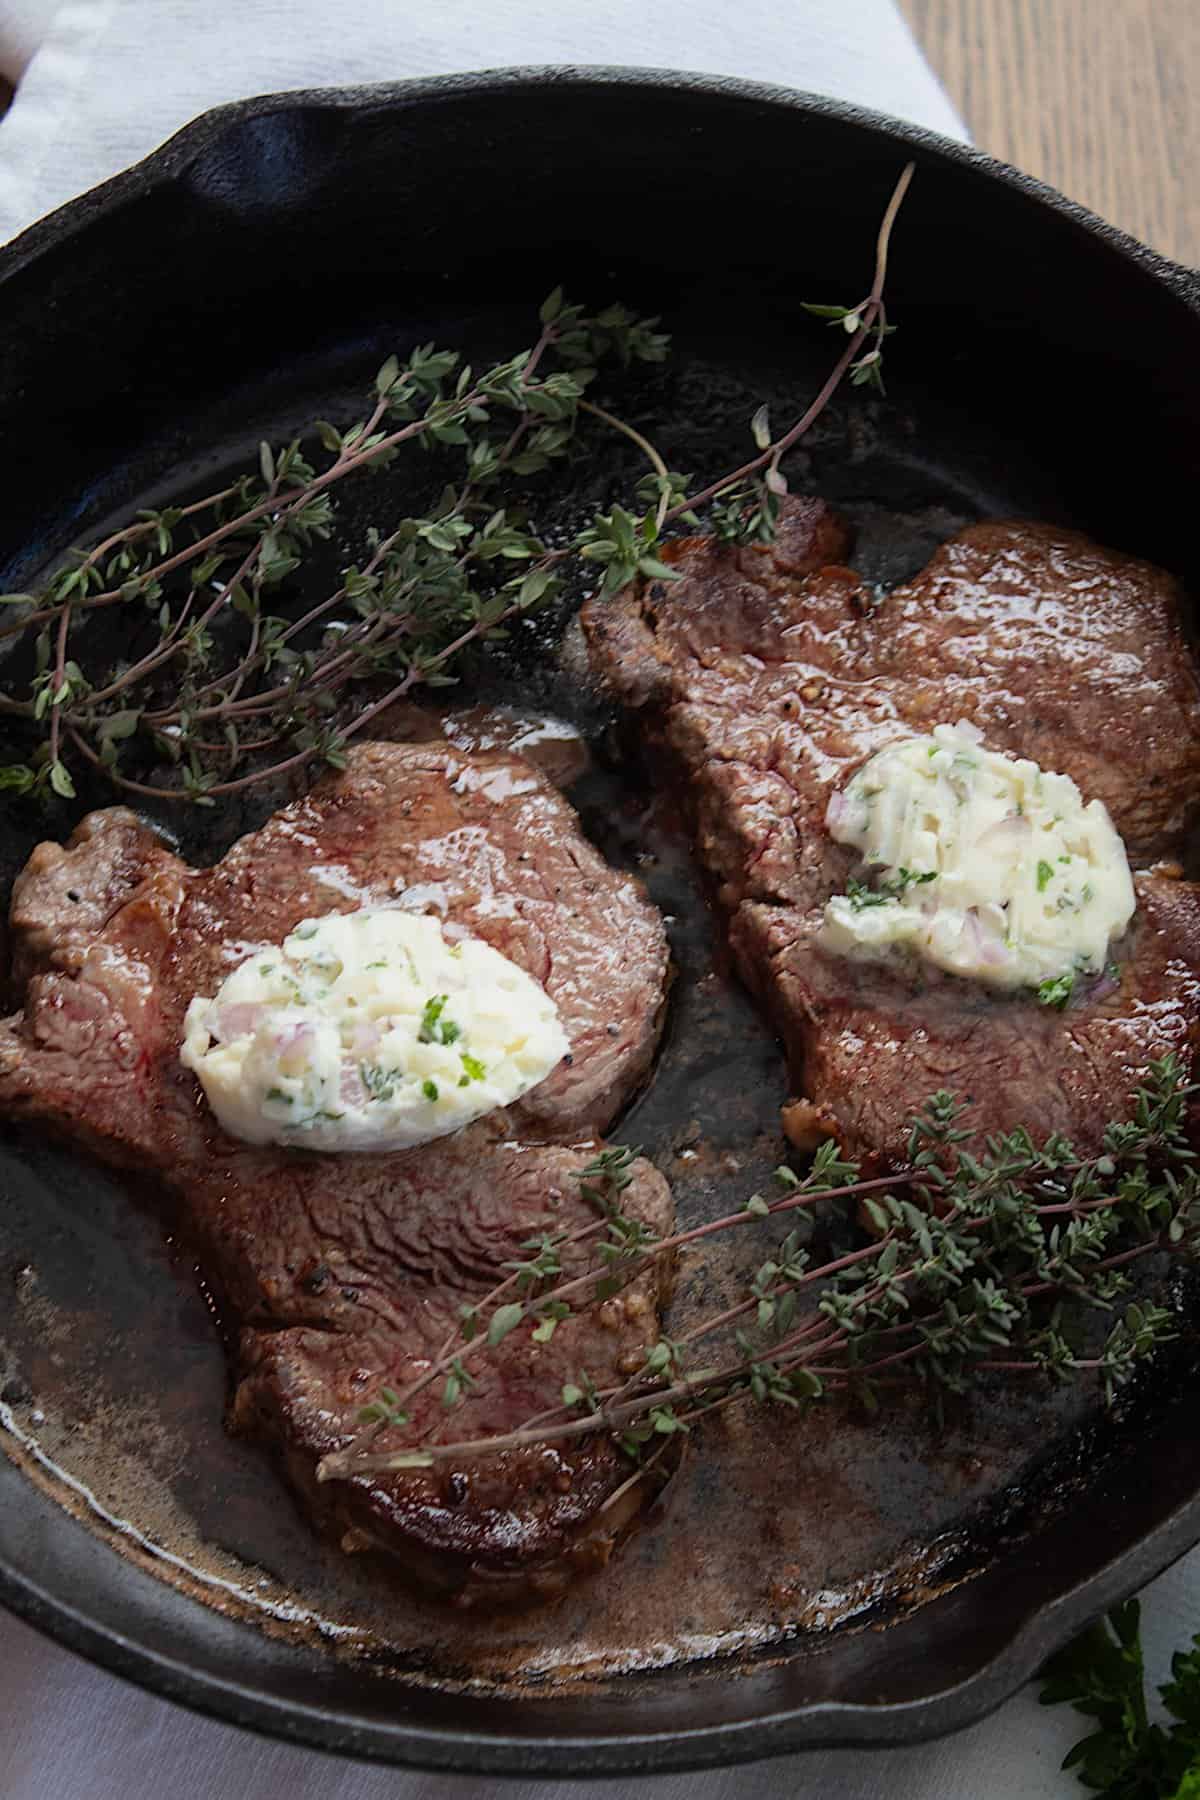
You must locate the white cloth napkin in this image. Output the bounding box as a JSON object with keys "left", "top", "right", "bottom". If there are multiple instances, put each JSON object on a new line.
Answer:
{"left": 0, "top": 0, "right": 966, "bottom": 243}
{"left": 0, "top": 5, "right": 1195, "bottom": 1798}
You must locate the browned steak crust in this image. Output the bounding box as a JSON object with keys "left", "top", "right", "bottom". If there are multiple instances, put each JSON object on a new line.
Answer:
{"left": 584, "top": 498, "right": 1200, "bottom": 1163}
{"left": 0, "top": 742, "right": 672, "bottom": 1605}
{"left": 733, "top": 875, "right": 1200, "bottom": 1166}
{"left": 230, "top": 1129, "right": 671, "bottom": 1604}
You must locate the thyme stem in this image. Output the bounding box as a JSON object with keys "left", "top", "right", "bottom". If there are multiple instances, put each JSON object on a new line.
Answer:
{"left": 665, "top": 161, "right": 914, "bottom": 523}
{"left": 318, "top": 1057, "right": 1198, "bottom": 1483}
{"left": 1, "top": 173, "right": 915, "bottom": 804}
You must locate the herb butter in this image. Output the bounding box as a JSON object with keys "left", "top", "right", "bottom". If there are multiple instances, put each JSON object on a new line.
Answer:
{"left": 821, "top": 720, "right": 1135, "bottom": 996}
{"left": 181, "top": 910, "right": 568, "bottom": 1151}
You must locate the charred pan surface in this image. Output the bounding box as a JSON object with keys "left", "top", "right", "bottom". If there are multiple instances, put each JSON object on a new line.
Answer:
{"left": 584, "top": 499, "right": 1200, "bottom": 1163}
{"left": 0, "top": 742, "right": 672, "bottom": 1605}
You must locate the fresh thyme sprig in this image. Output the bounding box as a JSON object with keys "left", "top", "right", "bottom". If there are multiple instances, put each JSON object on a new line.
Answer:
{"left": 679, "top": 159, "right": 914, "bottom": 546}
{"left": 0, "top": 298, "right": 659, "bottom": 803}
{"left": 0, "top": 167, "right": 915, "bottom": 804}
{"left": 317, "top": 1055, "right": 1199, "bottom": 1483}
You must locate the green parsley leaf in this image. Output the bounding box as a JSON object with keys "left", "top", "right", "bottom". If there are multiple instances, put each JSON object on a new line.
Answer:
{"left": 845, "top": 868, "right": 936, "bottom": 910}
{"left": 1036, "top": 973, "right": 1075, "bottom": 1010}
{"left": 421, "top": 1078, "right": 439, "bottom": 1102}
{"left": 360, "top": 1063, "right": 397, "bottom": 1103}
{"left": 418, "top": 994, "right": 447, "bottom": 1040}
{"left": 1037, "top": 859, "right": 1054, "bottom": 892}
{"left": 1040, "top": 1601, "right": 1200, "bottom": 1798}
{"left": 846, "top": 875, "right": 893, "bottom": 910}
{"left": 418, "top": 994, "right": 462, "bottom": 1046}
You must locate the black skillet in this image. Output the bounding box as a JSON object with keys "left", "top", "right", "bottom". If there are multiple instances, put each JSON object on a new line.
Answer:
{"left": 1, "top": 69, "right": 1199, "bottom": 1777}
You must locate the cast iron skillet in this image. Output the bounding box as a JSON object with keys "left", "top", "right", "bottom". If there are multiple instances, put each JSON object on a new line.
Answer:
{"left": 1, "top": 69, "right": 1200, "bottom": 1777}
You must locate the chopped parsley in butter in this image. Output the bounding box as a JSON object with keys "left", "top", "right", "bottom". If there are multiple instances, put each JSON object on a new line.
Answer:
{"left": 181, "top": 910, "right": 568, "bottom": 1151}
{"left": 820, "top": 721, "right": 1135, "bottom": 996}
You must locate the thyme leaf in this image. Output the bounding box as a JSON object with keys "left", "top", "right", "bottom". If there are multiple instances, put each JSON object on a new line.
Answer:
{"left": 322, "top": 1055, "right": 1199, "bottom": 1485}
{"left": 0, "top": 166, "right": 917, "bottom": 805}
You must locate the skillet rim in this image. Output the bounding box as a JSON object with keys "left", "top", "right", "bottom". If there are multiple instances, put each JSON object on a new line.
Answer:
{"left": 1, "top": 64, "right": 1197, "bottom": 302}
{"left": 1, "top": 1442, "right": 1200, "bottom": 1775}
{"left": 1, "top": 64, "right": 1199, "bottom": 1776}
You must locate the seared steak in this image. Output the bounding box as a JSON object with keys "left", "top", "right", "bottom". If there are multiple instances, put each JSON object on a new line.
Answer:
{"left": 0, "top": 742, "right": 672, "bottom": 1604}
{"left": 7, "top": 740, "right": 667, "bottom": 1143}
{"left": 232, "top": 1127, "right": 670, "bottom": 1604}
{"left": 734, "top": 875, "right": 1200, "bottom": 1166}
{"left": 584, "top": 500, "right": 1200, "bottom": 1161}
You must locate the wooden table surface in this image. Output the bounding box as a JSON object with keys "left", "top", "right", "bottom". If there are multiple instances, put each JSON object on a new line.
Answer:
{"left": 902, "top": 0, "right": 1200, "bottom": 268}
